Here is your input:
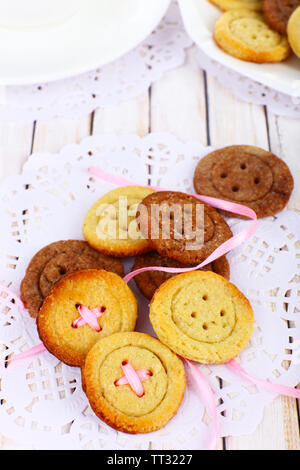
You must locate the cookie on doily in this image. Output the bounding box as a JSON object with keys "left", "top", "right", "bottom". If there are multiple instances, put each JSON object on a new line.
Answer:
{"left": 288, "top": 6, "right": 300, "bottom": 57}
{"left": 149, "top": 271, "right": 254, "bottom": 364}
{"left": 213, "top": 9, "right": 291, "bottom": 63}
{"left": 37, "top": 269, "right": 137, "bottom": 367}
{"left": 20, "top": 240, "right": 124, "bottom": 318}
{"left": 82, "top": 331, "right": 186, "bottom": 434}
{"left": 263, "top": 0, "right": 300, "bottom": 35}
{"left": 209, "top": 0, "right": 263, "bottom": 11}
{"left": 193, "top": 145, "right": 294, "bottom": 218}
{"left": 83, "top": 186, "right": 154, "bottom": 257}
{"left": 132, "top": 251, "right": 230, "bottom": 300}
{"left": 137, "top": 191, "right": 232, "bottom": 265}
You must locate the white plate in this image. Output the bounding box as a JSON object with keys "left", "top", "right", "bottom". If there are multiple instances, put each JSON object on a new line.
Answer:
{"left": 178, "top": 0, "right": 300, "bottom": 96}
{"left": 0, "top": 0, "right": 171, "bottom": 85}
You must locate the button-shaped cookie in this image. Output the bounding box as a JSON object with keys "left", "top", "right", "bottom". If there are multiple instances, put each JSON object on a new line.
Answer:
{"left": 193, "top": 145, "right": 293, "bottom": 218}
{"left": 83, "top": 186, "right": 154, "bottom": 257}
{"left": 21, "top": 240, "right": 124, "bottom": 318}
{"left": 263, "top": 0, "right": 300, "bottom": 35}
{"left": 214, "top": 9, "right": 291, "bottom": 63}
{"left": 150, "top": 271, "right": 254, "bottom": 364}
{"left": 82, "top": 332, "right": 186, "bottom": 434}
{"left": 287, "top": 6, "right": 300, "bottom": 57}
{"left": 132, "top": 251, "right": 230, "bottom": 300}
{"left": 209, "top": 0, "right": 263, "bottom": 11}
{"left": 37, "top": 269, "right": 137, "bottom": 367}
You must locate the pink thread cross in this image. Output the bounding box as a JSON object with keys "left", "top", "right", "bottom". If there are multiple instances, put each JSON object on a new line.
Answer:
{"left": 72, "top": 305, "right": 106, "bottom": 331}
{"left": 114, "top": 360, "right": 152, "bottom": 397}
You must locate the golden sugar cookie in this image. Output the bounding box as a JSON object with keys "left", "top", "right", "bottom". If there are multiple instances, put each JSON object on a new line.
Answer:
{"left": 83, "top": 186, "right": 154, "bottom": 257}
{"left": 82, "top": 332, "right": 186, "bottom": 433}
{"left": 37, "top": 269, "right": 137, "bottom": 367}
{"left": 132, "top": 251, "right": 230, "bottom": 300}
{"left": 20, "top": 240, "right": 124, "bottom": 318}
{"left": 263, "top": 0, "right": 300, "bottom": 35}
{"left": 150, "top": 271, "right": 254, "bottom": 364}
{"left": 214, "top": 9, "right": 291, "bottom": 63}
{"left": 288, "top": 6, "right": 300, "bottom": 57}
{"left": 209, "top": 0, "right": 263, "bottom": 11}
{"left": 193, "top": 145, "right": 293, "bottom": 218}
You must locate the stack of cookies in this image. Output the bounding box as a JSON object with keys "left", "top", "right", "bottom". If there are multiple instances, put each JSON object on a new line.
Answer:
{"left": 209, "top": 0, "right": 300, "bottom": 62}
{"left": 19, "top": 144, "right": 293, "bottom": 434}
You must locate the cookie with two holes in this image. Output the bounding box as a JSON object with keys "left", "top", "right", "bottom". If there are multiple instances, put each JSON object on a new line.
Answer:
{"left": 20, "top": 240, "right": 124, "bottom": 318}
{"left": 37, "top": 269, "right": 137, "bottom": 367}
{"left": 82, "top": 331, "right": 186, "bottom": 434}
{"left": 193, "top": 145, "right": 294, "bottom": 218}
{"left": 149, "top": 271, "right": 254, "bottom": 364}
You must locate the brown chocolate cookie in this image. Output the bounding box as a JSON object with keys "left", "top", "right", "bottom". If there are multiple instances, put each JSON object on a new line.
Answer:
{"left": 132, "top": 251, "right": 230, "bottom": 300}
{"left": 263, "top": 0, "right": 300, "bottom": 34}
{"left": 193, "top": 146, "right": 293, "bottom": 218}
{"left": 137, "top": 191, "right": 232, "bottom": 265}
{"left": 21, "top": 240, "right": 124, "bottom": 318}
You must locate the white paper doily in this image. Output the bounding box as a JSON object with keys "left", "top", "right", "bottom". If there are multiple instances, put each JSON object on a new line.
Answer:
{"left": 197, "top": 50, "right": 300, "bottom": 120}
{"left": 0, "top": 133, "right": 299, "bottom": 450}
{"left": 0, "top": 2, "right": 192, "bottom": 123}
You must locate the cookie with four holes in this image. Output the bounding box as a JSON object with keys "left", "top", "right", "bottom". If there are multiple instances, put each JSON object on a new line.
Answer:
{"left": 287, "top": 6, "right": 300, "bottom": 57}
{"left": 263, "top": 0, "right": 300, "bottom": 35}
{"left": 209, "top": 0, "right": 263, "bottom": 11}
{"left": 82, "top": 332, "right": 186, "bottom": 434}
{"left": 20, "top": 240, "right": 124, "bottom": 318}
{"left": 37, "top": 269, "right": 137, "bottom": 367}
{"left": 193, "top": 145, "right": 293, "bottom": 218}
{"left": 149, "top": 271, "right": 254, "bottom": 364}
{"left": 137, "top": 191, "right": 232, "bottom": 265}
{"left": 214, "top": 9, "right": 291, "bottom": 63}
{"left": 82, "top": 186, "right": 154, "bottom": 258}
{"left": 132, "top": 251, "right": 230, "bottom": 300}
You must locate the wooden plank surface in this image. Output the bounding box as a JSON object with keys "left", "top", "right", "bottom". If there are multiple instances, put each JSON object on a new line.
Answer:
{"left": 0, "top": 43, "right": 299, "bottom": 450}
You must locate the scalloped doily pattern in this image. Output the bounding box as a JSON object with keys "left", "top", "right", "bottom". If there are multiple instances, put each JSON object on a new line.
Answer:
{"left": 197, "top": 50, "right": 300, "bottom": 119}
{"left": 0, "top": 2, "right": 192, "bottom": 122}
{"left": 0, "top": 133, "right": 299, "bottom": 449}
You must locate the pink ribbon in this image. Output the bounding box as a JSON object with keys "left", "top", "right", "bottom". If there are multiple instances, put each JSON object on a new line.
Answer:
{"left": 117, "top": 361, "right": 148, "bottom": 397}
{"left": 88, "top": 166, "right": 257, "bottom": 284}
{"left": 228, "top": 359, "right": 300, "bottom": 399}
{"left": 72, "top": 305, "right": 105, "bottom": 331}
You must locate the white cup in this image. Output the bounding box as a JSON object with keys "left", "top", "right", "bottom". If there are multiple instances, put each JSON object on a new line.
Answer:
{"left": 0, "top": 0, "right": 81, "bottom": 31}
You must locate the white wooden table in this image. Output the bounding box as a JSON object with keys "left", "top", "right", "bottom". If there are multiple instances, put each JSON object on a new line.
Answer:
{"left": 0, "top": 45, "right": 299, "bottom": 450}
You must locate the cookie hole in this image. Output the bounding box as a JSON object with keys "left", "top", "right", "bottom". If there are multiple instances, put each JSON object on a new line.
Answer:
{"left": 100, "top": 306, "right": 106, "bottom": 313}
{"left": 148, "top": 370, "right": 153, "bottom": 377}
{"left": 220, "top": 310, "right": 225, "bottom": 317}
{"left": 75, "top": 303, "right": 81, "bottom": 309}
{"left": 240, "top": 163, "right": 246, "bottom": 170}
{"left": 59, "top": 268, "right": 66, "bottom": 275}
{"left": 202, "top": 294, "right": 208, "bottom": 301}
{"left": 191, "top": 312, "right": 197, "bottom": 318}
{"left": 220, "top": 173, "right": 227, "bottom": 179}
{"left": 121, "top": 360, "right": 128, "bottom": 366}
{"left": 232, "top": 186, "right": 239, "bottom": 192}
{"left": 202, "top": 324, "right": 208, "bottom": 330}
{"left": 254, "top": 177, "right": 260, "bottom": 185}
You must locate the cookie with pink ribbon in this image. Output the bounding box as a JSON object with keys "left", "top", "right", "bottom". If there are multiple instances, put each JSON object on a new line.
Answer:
{"left": 82, "top": 332, "right": 186, "bottom": 433}
{"left": 193, "top": 145, "right": 294, "bottom": 218}
{"left": 37, "top": 269, "right": 137, "bottom": 367}
{"left": 132, "top": 251, "right": 230, "bottom": 300}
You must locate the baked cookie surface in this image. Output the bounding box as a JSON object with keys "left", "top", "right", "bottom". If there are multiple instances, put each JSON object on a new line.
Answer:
{"left": 149, "top": 271, "right": 254, "bottom": 364}
{"left": 37, "top": 269, "right": 137, "bottom": 367}
{"left": 209, "top": 0, "right": 263, "bottom": 11}
{"left": 132, "top": 252, "right": 230, "bottom": 300}
{"left": 83, "top": 186, "right": 154, "bottom": 257}
{"left": 214, "top": 9, "right": 291, "bottom": 63}
{"left": 193, "top": 145, "right": 293, "bottom": 218}
{"left": 20, "top": 240, "right": 124, "bottom": 318}
{"left": 263, "top": 0, "right": 300, "bottom": 35}
{"left": 137, "top": 191, "right": 232, "bottom": 265}
{"left": 82, "top": 332, "right": 186, "bottom": 434}
{"left": 287, "top": 6, "right": 300, "bottom": 57}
